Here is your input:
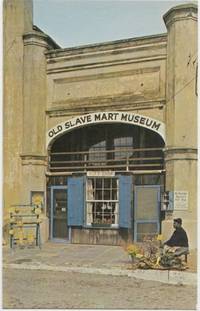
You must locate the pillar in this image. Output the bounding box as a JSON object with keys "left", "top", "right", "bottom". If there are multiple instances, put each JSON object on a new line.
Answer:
{"left": 3, "top": 0, "right": 33, "bottom": 233}
{"left": 163, "top": 4, "right": 198, "bottom": 249}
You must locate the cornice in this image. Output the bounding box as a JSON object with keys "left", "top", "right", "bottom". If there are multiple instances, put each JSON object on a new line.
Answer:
{"left": 46, "top": 42, "right": 167, "bottom": 64}
{"left": 46, "top": 98, "right": 165, "bottom": 118}
{"left": 53, "top": 66, "right": 160, "bottom": 84}
{"left": 163, "top": 4, "right": 198, "bottom": 28}
{"left": 46, "top": 54, "right": 166, "bottom": 75}
{"left": 23, "top": 31, "right": 60, "bottom": 50}
{"left": 23, "top": 32, "right": 50, "bottom": 49}
{"left": 33, "top": 25, "right": 60, "bottom": 49}
{"left": 165, "top": 16, "right": 197, "bottom": 28}
{"left": 45, "top": 33, "right": 167, "bottom": 59}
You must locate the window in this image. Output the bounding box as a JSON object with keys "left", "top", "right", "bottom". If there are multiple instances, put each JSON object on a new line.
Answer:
{"left": 86, "top": 177, "right": 119, "bottom": 227}
{"left": 114, "top": 136, "right": 133, "bottom": 159}
{"left": 89, "top": 140, "right": 106, "bottom": 164}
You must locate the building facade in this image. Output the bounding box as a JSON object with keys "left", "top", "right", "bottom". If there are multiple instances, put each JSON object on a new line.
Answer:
{"left": 3, "top": 0, "right": 198, "bottom": 249}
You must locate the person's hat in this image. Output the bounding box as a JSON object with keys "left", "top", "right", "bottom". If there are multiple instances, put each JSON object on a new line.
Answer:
{"left": 174, "top": 218, "right": 182, "bottom": 225}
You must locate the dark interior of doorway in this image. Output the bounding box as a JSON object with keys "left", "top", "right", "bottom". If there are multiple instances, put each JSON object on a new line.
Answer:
{"left": 49, "top": 123, "right": 165, "bottom": 172}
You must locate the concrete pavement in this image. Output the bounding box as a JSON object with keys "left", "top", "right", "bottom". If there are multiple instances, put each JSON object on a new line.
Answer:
{"left": 3, "top": 241, "right": 197, "bottom": 286}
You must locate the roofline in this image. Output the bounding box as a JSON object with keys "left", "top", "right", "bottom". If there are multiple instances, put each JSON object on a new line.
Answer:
{"left": 45, "top": 33, "right": 167, "bottom": 56}
{"left": 33, "top": 25, "right": 61, "bottom": 49}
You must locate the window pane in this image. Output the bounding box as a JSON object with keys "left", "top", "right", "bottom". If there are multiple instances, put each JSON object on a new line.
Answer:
{"left": 96, "top": 178, "right": 102, "bottom": 189}
{"left": 87, "top": 202, "right": 93, "bottom": 224}
{"left": 95, "top": 190, "right": 102, "bottom": 200}
{"left": 136, "top": 187, "right": 158, "bottom": 220}
{"left": 103, "top": 190, "right": 110, "bottom": 200}
{"left": 112, "top": 178, "right": 117, "bottom": 188}
{"left": 104, "top": 178, "right": 111, "bottom": 189}
{"left": 111, "top": 190, "right": 118, "bottom": 200}
{"left": 89, "top": 141, "right": 106, "bottom": 163}
{"left": 114, "top": 137, "right": 133, "bottom": 159}
{"left": 137, "top": 222, "right": 158, "bottom": 242}
{"left": 86, "top": 177, "right": 119, "bottom": 226}
{"left": 87, "top": 179, "right": 94, "bottom": 200}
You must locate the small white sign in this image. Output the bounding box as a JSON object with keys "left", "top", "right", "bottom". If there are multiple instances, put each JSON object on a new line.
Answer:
{"left": 87, "top": 171, "right": 115, "bottom": 177}
{"left": 174, "top": 191, "right": 188, "bottom": 210}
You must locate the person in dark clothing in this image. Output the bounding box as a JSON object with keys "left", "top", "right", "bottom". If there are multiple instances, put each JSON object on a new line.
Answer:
{"left": 163, "top": 218, "right": 189, "bottom": 256}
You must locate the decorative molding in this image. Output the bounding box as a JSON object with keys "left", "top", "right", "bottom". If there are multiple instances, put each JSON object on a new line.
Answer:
{"left": 46, "top": 98, "right": 166, "bottom": 117}
{"left": 23, "top": 31, "right": 60, "bottom": 50}
{"left": 23, "top": 32, "right": 49, "bottom": 49}
{"left": 46, "top": 44, "right": 167, "bottom": 65}
{"left": 164, "top": 148, "right": 197, "bottom": 154}
{"left": 48, "top": 67, "right": 164, "bottom": 113}
{"left": 45, "top": 33, "right": 167, "bottom": 60}
{"left": 164, "top": 148, "right": 197, "bottom": 162}
{"left": 164, "top": 4, "right": 198, "bottom": 28}
{"left": 165, "top": 16, "right": 197, "bottom": 28}
{"left": 53, "top": 66, "right": 160, "bottom": 84}
{"left": 20, "top": 154, "right": 48, "bottom": 166}
{"left": 46, "top": 55, "right": 166, "bottom": 75}
{"left": 32, "top": 25, "right": 60, "bottom": 49}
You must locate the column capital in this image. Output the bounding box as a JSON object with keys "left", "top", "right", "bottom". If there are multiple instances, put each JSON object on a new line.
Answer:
{"left": 23, "top": 27, "right": 60, "bottom": 50}
{"left": 163, "top": 3, "right": 198, "bottom": 28}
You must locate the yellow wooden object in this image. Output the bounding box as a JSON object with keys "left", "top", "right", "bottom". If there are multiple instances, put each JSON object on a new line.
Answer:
{"left": 17, "top": 219, "right": 23, "bottom": 226}
{"left": 27, "top": 231, "right": 35, "bottom": 244}
{"left": 9, "top": 229, "right": 14, "bottom": 235}
{"left": 34, "top": 207, "right": 41, "bottom": 215}
{"left": 9, "top": 204, "right": 41, "bottom": 248}
{"left": 157, "top": 234, "right": 163, "bottom": 241}
{"left": 18, "top": 229, "right": 24, "bottom": 246}
{"left": 156, "top": 256, "right": 161, "bottom": 265}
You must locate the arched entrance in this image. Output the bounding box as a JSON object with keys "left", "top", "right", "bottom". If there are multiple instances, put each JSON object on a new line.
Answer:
{"left": 46, "top": 117, "right": 165, "bottom": 244}
{"left": 49, "top": 122, "right": 164, "bottom": 172}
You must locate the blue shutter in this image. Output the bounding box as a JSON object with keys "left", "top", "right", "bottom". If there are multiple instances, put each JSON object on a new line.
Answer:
{"left": 119, "top": 175, "right": 132, "bottom": 228}
{"left": 68, "top": 176, "right": 84, "bottom": 226}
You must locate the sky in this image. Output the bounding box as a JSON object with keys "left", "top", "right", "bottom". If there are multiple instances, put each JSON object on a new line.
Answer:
{"left": 33, "top": 0, "right": 196, "bottom": 48}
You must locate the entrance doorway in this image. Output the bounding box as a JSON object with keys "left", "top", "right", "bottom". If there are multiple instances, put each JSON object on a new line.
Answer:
{"left": 134, "top": 185, "right": 160, "bottom": 242}
{"left": 50, "top": 186, "right": 68, "bottom": 240}
{"left": 47, "top": 121, "right": 165, "bottom": 244}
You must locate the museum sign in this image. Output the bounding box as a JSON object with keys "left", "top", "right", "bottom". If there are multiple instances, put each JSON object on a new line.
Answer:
{"left": 46, "top": 111, "right": 165, "bottom": 147}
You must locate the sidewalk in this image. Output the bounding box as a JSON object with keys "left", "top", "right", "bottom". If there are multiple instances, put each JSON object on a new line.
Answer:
{"left": 3, "top": 241, "right": 197, "bottom": 286}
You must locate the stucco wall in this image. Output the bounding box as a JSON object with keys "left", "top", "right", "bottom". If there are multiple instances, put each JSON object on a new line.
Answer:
{"left": 45, "top": 35, "right": 167, "bottom": 132}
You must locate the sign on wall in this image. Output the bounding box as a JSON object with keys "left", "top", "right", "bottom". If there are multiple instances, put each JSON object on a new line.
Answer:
{"left": 174, "top": 191, "right": 188, "bottom": 211}
{"left": 46, "top": 111, "right": 165, "bottom": 147}
{"left": 31, "top": 191, "right": 44, "bottom": 211}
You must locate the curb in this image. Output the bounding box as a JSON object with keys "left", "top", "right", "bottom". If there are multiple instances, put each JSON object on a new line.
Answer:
{"left": 3, "top": 263, "right": 197, "bottom": 286}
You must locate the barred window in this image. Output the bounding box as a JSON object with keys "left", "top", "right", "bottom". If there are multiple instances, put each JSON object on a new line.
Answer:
{"left": 86, "top": 177, "right": 119, "bottom": 227}
{"left": 89, "top": 140, "right": 106, "bottom": 164}
{"left": 114, "top": 136, "right": 133, "bottom": 159}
